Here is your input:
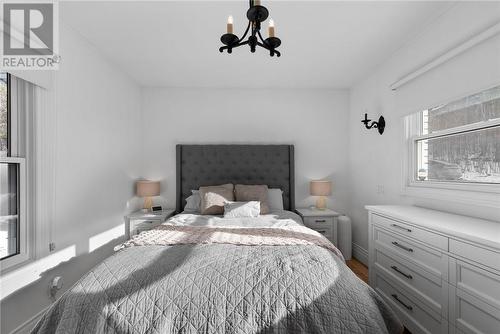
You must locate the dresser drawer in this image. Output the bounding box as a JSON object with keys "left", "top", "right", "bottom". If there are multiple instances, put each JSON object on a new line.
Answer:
{"left": 373, "top": 248, "right": 447, "bottom": 316}
{"left": 449, "top": 286, "right": 500, "bottom": 334}
{"left": 374, "top": 271, "right": 447, "bottom": 334}
{"left": 303, "top": 218, "right": 333, "bottom": 240}
{"left": 373, "top": 226, "right": 448, "bottom": 280}
{"left": 372, "top": 214, "right": 448, "bottom": 251}
{"left": 311, "top": 227, "right": 332, "bottom": 240}
{"left": 449, "top": 239, "right": 500, "bottom": 272}
{"left": 449, "top": 258, "right": 500, "bottom": 310}
{"left": 303, "top": 217, "right": 334, "bottom": 226}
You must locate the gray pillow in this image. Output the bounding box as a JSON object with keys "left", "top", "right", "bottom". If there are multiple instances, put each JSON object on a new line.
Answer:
{"left": 267, "top": 188, "right": 284, "bottom": 211}
{"left": 234, "top": 184, "right": 270, "bottom": 214}
{"left": 199, "top": 184, "right": 234, "bottom": 215}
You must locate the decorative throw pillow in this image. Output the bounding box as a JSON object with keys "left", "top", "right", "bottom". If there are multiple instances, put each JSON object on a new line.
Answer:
{"left": 223, "top": 201, "right": 260, "bottom": 218}
{"left": 184, "top": 190, "right": 201, "bottom": 212}
{"left": 199, "top": 184, "right": 234, "bottom": 215}
{"left": 267, "top": 188, "right": 284, "bottom": 211}
{"left": 234, "top": 184, "right": 270, "bottom": 214}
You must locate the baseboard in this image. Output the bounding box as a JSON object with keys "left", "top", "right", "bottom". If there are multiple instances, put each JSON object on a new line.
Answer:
{"left": 352, "top": 243, "right": 368, "bottom": 266}
{"left": 9, "top": 306, "right": 47, "bottom": 334}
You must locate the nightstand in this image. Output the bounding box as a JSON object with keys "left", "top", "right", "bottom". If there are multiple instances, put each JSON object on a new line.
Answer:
{"left": 296, "top": 208, "right": 341, "bottom": 245}
{"left": 124, "top": 209, "right": 175, "bottom": 239}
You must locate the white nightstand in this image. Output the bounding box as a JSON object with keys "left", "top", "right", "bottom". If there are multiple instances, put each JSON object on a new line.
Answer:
{"left": 296, "top": 208, "right": 341, "bottom": 245}
{"left": 124, "top": 209, "right": 175, "bottom": 239}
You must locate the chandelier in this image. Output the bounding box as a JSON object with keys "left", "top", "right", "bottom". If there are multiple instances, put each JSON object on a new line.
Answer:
{"left": 219, "top": 0, "right": 281, "bottom": 57}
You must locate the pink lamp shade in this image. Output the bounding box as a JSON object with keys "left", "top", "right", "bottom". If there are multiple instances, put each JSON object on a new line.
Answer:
{"left": 136, "top": 180, "right": 160, "bottom": 210}
{"left": 310, "top": 180, "right": 332, "bottom": 196}
{"left": 310, "top": 180, "right": 332, "bottom": 210}
{"left": 136, "top": 180, "right": 160, "bottom": 197}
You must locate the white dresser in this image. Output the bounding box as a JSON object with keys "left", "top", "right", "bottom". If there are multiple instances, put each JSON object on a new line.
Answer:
{"left": 367, "top": 205, "right": 500, "bottom": 334}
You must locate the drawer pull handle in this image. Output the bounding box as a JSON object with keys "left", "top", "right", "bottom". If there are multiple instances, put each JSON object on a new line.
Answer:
{"left": 391, "top": 241, "right": 413, "bottom": 253}
{"left": 317, "top": 230, "right": 326, "bottom": 234}
{"left": 391, "top": 294, "right": 413, "bottom": 311}
{"left": 315, "top": 219, "right": 326, "bottom": 223}
{"left": 391, "top": 265, "right": 413, "bottom": 279}
{"left": 390, "top": 224, "right": 411, "bottom": 232}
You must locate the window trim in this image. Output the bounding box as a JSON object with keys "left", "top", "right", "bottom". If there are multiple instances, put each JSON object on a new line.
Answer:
{"left": 0, "top": 157, "right": 29, "bottom": 269}
{"left": 0, "top": 74, "right": 37, "bottom": 273}
{"left": 402, "top": 90, "right": 500, "bottom": 208}
{"left": 6, "top": 73, "right": 11, "bottom": 157}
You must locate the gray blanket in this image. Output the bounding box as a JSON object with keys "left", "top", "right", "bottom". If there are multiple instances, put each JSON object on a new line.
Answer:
{"left": 32, "top": 213, "right": 402, "bottom": 334}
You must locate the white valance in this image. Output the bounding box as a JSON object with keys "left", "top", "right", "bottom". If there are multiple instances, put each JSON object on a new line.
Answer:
{"left": 8, "top": 70, "right": 54, "bottom": 90}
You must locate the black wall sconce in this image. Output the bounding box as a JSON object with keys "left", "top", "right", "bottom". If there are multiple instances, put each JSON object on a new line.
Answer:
{"left": 361, "top": 113, "right": 385, "bottom": 135}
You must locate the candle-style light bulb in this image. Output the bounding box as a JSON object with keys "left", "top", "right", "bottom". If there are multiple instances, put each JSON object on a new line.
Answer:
{"left": 268, "top": 18, "right": 275, "bottom": 38}
{"left": 254, "top": 0, "right": 261, "bottom": 6}
{"left": 227, "top": 15, "right": 234, "bottom": 34}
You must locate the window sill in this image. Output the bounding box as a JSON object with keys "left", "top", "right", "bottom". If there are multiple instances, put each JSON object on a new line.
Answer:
{"left": 0, "top": 252, "right": 32, "bottom": 275}
{"left": 402, "top": 183, "right": 500, "bottom": 208}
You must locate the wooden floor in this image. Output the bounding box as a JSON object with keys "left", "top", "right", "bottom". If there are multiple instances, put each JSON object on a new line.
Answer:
{"left": 346, "top": 258, "right": 369, "bottom": 283}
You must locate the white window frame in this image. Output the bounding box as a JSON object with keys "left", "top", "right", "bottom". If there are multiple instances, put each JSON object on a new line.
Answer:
{"left": 402, "top": 87, "right": 500, "bottom": 208}
{"left": 0, "top": 157, "right": 28, "bottom": 269}
{"left": 0, "top": 75, "right": 37, "bottom": 273}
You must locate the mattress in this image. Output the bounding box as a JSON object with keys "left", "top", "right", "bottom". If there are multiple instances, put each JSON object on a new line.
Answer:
{"left": 32, "top": 211, "right": 402, "bottom": 334}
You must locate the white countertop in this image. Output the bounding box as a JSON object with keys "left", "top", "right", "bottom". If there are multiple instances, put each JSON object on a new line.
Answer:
{"left": 127, "top": 209, "right": 175, "bottom": 220}
{"left": 296, "top": 208, "right": 341, "bottom": 217}
{"left": 365, "top": 205, "right": 500, "bottom": 250}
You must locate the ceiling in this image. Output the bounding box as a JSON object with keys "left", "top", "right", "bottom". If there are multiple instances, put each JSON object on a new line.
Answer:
{"left": 61, "top": 1, "right": 455, "bottom": 89}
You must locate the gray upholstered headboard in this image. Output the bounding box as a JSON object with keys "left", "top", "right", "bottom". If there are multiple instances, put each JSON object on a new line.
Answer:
{"left": 176, "top": 145, "right": 295, "bottom": 212}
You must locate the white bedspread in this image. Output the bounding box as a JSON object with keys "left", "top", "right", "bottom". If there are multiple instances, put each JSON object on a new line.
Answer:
{"left": 116, "top": 210, "right": 344, "bottom": 260}
{"left": 171, "top": 210, "right": 304, "bottom": 227}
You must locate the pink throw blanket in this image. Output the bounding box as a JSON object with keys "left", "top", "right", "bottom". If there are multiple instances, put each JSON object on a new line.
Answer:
{"left": 116, "top": 224, "right": 345, "bottom": 261}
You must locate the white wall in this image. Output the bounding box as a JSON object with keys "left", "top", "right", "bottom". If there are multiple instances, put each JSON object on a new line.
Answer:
{"left": 141, "top": 88, "right": 350, "bottom": 213}
{"left": 0, "top": 23, "right": 142, "bottom": 334}
{"left": 347, "top": 2, "right": 500, "bottom": 264}
{"left": 3, "top": 2, "right": 500, "bottom": 332}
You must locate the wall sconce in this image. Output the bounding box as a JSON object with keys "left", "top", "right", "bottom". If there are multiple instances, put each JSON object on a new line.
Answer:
{"left": 361, "top": 113, "right": 385, "bottom": 135}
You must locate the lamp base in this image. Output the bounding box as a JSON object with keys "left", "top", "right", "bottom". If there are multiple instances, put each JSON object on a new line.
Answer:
{"left": 315, "top": 196, "right": 327, "bottom": 210}
{"left": 143, "top": 197, "right": 153, "bottom": 211}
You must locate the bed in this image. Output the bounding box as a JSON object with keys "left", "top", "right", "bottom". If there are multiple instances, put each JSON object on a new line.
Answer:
{"left": 32, "top": 145, "right": 402, "bottom": 334}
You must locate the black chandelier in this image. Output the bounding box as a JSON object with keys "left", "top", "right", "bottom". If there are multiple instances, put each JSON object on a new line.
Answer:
{"left": 219, "top": 0, "right": 281, "bottom": 57}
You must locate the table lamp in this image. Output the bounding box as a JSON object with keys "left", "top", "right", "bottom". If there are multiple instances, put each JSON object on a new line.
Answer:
{"left": 310, "top": 180, "right": 332, "bottom": 210}
{"left": 136, "top": 180, "right": 160, "bottom": 211}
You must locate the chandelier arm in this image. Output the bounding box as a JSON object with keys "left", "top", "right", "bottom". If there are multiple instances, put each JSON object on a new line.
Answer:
{"left": 220, "top": 39, "right": 250, "bottom": 51}
{"left": 238, "top": 21, "right": 252, "bottom": 43}
{"left": 256, "top": 42, "right": 281, "bottom": 57}
{"left": 237, "top": 40, "right": 250, "bottom": 47}
{"left": 257, "top": 30, "right": 268, "bottom": 45}
{"left": 256, "top": 41, "right": 271, "bottom": 51}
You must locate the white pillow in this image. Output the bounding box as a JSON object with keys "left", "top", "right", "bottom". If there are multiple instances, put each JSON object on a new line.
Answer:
{"left": 267, "top": 188, "right": 284, "bottom": 211}
{"left": 184, "top": 190, "right": 201, "bottom": 212}
{"left": 223, "top": 201, "right": 260, "bottom": 218}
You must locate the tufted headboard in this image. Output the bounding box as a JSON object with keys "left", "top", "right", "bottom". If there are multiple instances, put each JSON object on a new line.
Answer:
{"left": 176, "top": 145, "right": 295, "bottom": 213}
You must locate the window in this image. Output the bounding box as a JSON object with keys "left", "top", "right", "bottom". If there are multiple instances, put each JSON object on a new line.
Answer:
{"left": 406, "top": 85, "right": 500, "bottom": 197}
{"left": 0, "top": 73, "right": 18, "bottom": 260}
{"left": 0, "top": 72, "right": 7, "bottom": 157}
{"left": 0, "top": 73, "right": 29, "bottom": 270}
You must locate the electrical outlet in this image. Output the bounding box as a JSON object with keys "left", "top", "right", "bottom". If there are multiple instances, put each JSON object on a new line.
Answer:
{"left": 376, "top": 185, "right": 385, "bottom": 195}
{"left": 49, "top": 242, "right": 56, "bottom": 252}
